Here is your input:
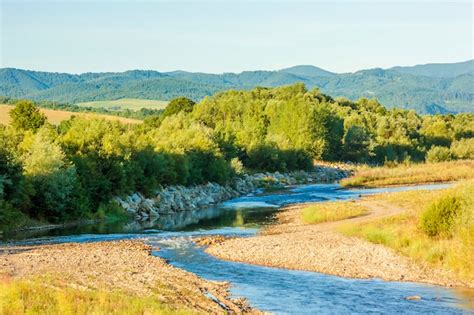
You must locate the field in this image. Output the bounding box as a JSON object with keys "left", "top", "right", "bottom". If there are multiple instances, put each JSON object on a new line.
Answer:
{"left": 0, "top": 104, "right": 142, "bottom": 125}
{"left": 341, "top": 160, "right": 474, "bottom": 187}
{"left": 77, "top": 98, "right": 168, "bottom": 110}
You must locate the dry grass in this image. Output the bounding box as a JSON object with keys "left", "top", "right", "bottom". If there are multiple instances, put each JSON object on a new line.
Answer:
{"left": 0, "top": 276, "right": 194, "bottom": 315}
{"left": 339, "top": 181, "right": 474, "bottom": 282}
{"left": 77, "top": 98, "right": 168, "bottom": 110}
{"left": 0, "top": 104, "right": 142, "bottom": 125}
{"left": 341, "top": 160, "right": 474, "bottom": 188}
{"left": 301, "top": 201, "right": 368, "bottom": 224}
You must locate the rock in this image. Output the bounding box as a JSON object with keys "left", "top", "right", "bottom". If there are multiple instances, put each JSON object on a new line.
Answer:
{"left": 405, "top": 295, "right": 421, "bottom": 301}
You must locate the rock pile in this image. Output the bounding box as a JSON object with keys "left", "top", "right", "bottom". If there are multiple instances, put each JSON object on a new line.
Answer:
{"left": 114, "top": 166, "right": 350, "bottom": 222}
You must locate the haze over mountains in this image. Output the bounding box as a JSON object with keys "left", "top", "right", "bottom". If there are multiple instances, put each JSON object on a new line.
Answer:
{"left": 1, "top": 60, "right": 472, "bottom": 114}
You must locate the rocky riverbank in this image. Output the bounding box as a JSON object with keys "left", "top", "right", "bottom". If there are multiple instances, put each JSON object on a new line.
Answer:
{"left": 114, "top": 166, "right": 350, "bottom": 223}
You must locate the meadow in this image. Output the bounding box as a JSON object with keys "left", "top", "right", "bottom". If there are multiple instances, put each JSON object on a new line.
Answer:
{"left": 339, "top": 181, "right": 474, "bottom": 282}
{"left": 0, "top": 104, "right": 142, "bottom": 125}
{"left": 341, "top": 160, "right": 474, "bottom": 188}
{"left": 77, "top": 98, "right": 168, "bottom": 111}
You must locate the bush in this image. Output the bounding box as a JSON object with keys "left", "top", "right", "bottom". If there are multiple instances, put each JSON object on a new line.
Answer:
{"left": 426, "top": 146, "right": 452, "bottom": 162}
{"left": 245, "top": 145, "right": 313, "bottom": 172}
{"left": 450, "top": 138, "right": 474, "bottom": 160}
{"left": 230, "top": 157, "right": 244, "bottom": 175}
{"left": 420, "top": 195, "right": 462, "bottom": 237}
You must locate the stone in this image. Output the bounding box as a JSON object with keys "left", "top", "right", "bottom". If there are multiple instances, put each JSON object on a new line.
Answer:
{"left": 405, "top": 295, "right": 421, "bottom": 301}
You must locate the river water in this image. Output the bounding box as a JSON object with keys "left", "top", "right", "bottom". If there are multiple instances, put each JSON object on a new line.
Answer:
{"left": 3, "top": 183, "right": 473, "bottom": 314}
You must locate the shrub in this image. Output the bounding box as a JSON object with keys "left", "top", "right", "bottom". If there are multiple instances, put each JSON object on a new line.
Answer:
{"left": 450, "top": 138, "right": 474, "bottom": 160}
{"left": 420, "top": 195, "right": 462, "bottom": 237}
{"left": 245, "top": 144, "right": 285, "bottom": 172}
{"left": 230, "top": 157, "right": 244, "bottom": 175}
{"left": 426, "top": 146, "right": 452, "bottom": 162}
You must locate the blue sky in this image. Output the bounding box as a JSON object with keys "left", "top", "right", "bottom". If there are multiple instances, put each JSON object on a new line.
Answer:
{"left": 1, "top": 0, "right": 472, "bottom": 74}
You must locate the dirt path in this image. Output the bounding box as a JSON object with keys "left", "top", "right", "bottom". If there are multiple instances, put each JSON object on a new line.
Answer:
{"left": 0, "top": 240, "right": 257, "bottom": 314}
{"left": 205, "top": 198, "right": 471, "bottom": 288}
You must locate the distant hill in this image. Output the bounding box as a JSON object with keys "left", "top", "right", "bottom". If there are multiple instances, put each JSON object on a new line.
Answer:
{"left": 1, "top": 60, "right": 473, "bottom": 114}
{"left": 390, "top": 60, "right": 474, "bottom": 78}
{"left": 279, "top": 65, "right": 336, "bottom": 77}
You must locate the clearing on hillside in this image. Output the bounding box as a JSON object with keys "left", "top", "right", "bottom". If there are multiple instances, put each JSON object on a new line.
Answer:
{"left": 77, "top": 98, "right": 169, "bottom": 110}
{"left": 0, "top": 104, "right": 142, "bottom": 125}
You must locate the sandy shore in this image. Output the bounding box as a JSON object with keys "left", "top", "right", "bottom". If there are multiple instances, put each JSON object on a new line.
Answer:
{"left": 0, "top": 240, "right": 258, "bottom": 314}
{"left": 205, "top": 200, "right": 472, "bottom": 288}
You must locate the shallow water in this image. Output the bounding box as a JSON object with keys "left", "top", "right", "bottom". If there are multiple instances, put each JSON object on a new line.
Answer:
{"left": 3, "top": 183, "right": 473, "bottom": 314}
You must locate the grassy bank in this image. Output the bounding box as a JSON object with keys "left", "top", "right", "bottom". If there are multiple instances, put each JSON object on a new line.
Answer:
{"left": 339, "top": 181, "right": 474, "bottom": 282}
{"left": 0, "top": 277, "right": 193, "bottom": 315}
{"left": 341, "top": 160, "right": 474, "bottom": 188}
{"left": 301, "top": 201, "right": 368, "bottom": 224}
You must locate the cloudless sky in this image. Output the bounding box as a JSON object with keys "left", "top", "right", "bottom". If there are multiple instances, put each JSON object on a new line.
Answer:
{"left": 1, "top": 0, "right": 472, "bottom": 74}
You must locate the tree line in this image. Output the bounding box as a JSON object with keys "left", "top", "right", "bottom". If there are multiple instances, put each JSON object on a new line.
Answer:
{"left": 1, "top": 84, "right": 473, "bottom": 229}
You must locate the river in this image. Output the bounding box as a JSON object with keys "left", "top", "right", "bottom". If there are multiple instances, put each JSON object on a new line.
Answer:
{"left": 2, "top": 183, "right": 473, "bottom": 314}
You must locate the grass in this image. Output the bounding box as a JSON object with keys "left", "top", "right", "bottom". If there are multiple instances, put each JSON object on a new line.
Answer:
{"left": 77, "top": 98, "right": 168, "bottom": 111}
{"left": 0, "top": 276, "right": 194, "bottom": 315}
{"left": 0, "top": 104, "right": 142, "bottom": 125}
{"left": 339, "top": 181, "right": 474, "bottom": 282}
{"left": 341, "top": 160, "right": 474, "bottom": 188}
{"left": 301, "top": 201, "right": 369, "bottom": 224}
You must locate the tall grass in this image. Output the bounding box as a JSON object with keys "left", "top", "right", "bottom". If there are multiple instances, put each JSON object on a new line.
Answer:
{"left": 341, "top": 160, "right": 474, "bottom": 188}
{"left": 0, "top": 278, "right": 194, "bottom": 315}
{"left": 340, "top": 181, "right": 474, "bottom": 282}
{"left": 301, "top": 201, "right": 368, "bottom": 224}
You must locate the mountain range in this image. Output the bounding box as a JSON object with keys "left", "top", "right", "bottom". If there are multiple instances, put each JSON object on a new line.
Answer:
{"left": 1, "top": 60, "right": 473, "bottom": 114}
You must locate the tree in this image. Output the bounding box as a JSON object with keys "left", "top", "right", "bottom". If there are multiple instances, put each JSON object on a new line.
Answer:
{"left": 23, "top": 128, "right": 76, "bottom": 221}
{"left": 163, "top": 97, "right": 196, "bottom": 117}
{"left": 9, "top": 100, "right": 46, "bottom": 132}
{"left": 342, "top": 125, "right": 371, "bottom": 162}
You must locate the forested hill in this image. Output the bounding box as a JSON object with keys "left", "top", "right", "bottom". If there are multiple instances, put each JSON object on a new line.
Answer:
{"left": 1, "top": 60, "right": 473, "bottom": 114}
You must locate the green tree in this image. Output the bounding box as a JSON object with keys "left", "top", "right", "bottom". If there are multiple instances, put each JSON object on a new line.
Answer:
{"left": 342, "top": 125, "right": 371, "bottom": 162}
{"left": 163, "top": 97, "right": 196, "bottom": 117}
{"left": 23, "top": 128, "right": 77, "bottom": 221}
{"left": 9, "top": 100, "right": 46, "bottom": 132}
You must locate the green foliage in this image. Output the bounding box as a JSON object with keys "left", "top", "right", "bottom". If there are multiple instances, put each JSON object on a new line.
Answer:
{"left": 0, "top": 84, "right": 473, "bottom": 229}
{"left": 420, "top": 195, "right": 462, "bottom": 237}
{"left": 9, "top": 100, "right": 46, "bottom": 131}
{"left": 22, "top": 128, "right": 77, "bottom": 221}
{"left": 163, "top": 97, "right": 195, "bottom": 117}
{"left": 426, "top": 146, "right": 453, "bottom": 162}
{"left": 450, "top": 138, "right": 474, "bottom": 159}
{"left": 230, "top": 157, "right": 244, "bottom": 175}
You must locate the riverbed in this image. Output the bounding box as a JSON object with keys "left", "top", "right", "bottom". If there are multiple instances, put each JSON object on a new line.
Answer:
{"left": 2, "top": 183, "right": 473, "bottom": 314}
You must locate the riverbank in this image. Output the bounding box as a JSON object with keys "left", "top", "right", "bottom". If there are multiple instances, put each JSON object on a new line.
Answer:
{"left": 0, "top": 240, "right": 258, "bottom": 314}
{"left": 114, "top": 166, "right": 350, "bottom": 223}
{"left": 1, "top": 165, "right": 350, "bottom": 237}
{"left": 204, "top": 188, "right": 473, "bottom": 288}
